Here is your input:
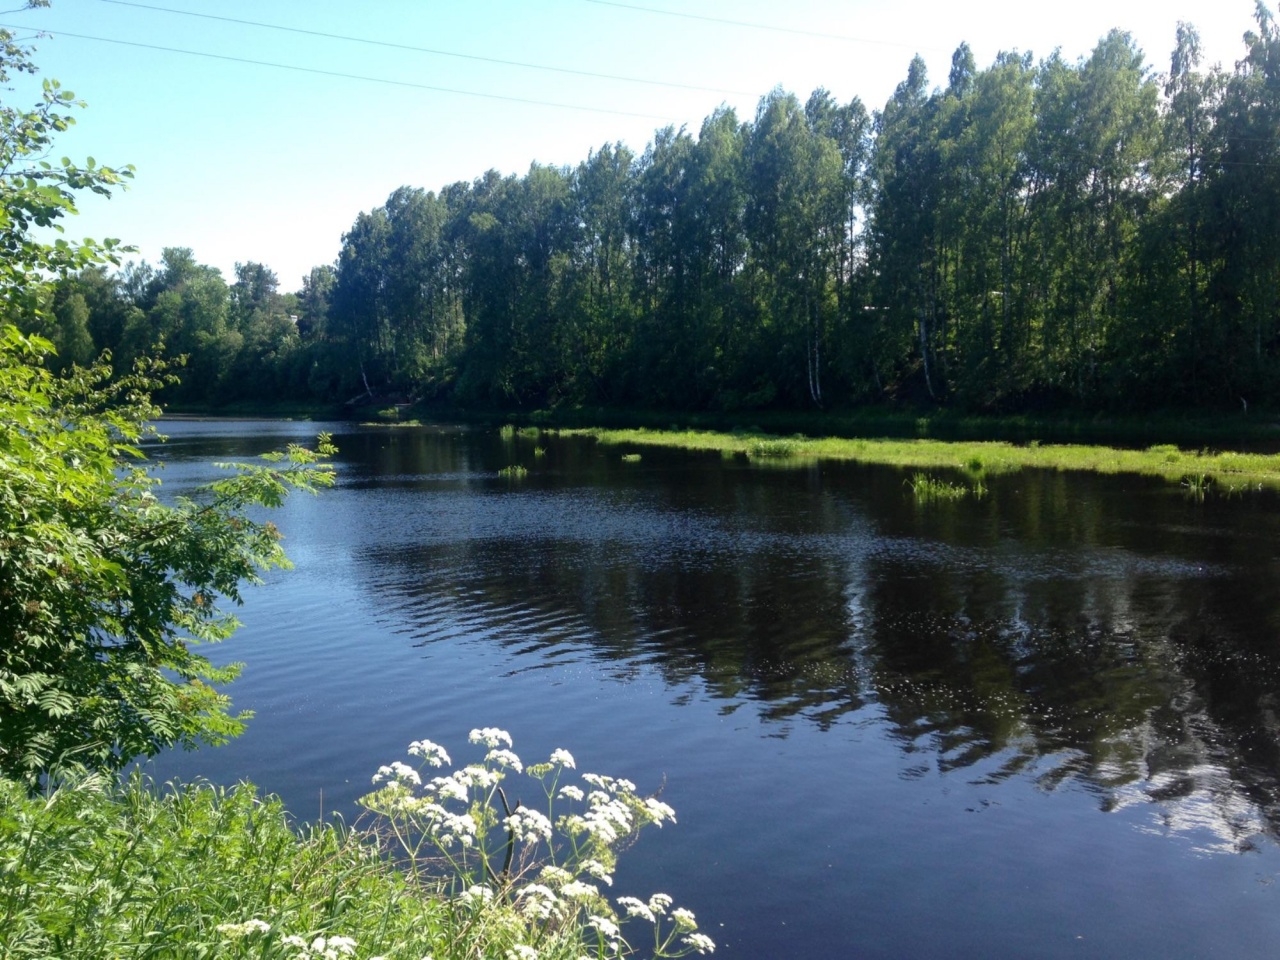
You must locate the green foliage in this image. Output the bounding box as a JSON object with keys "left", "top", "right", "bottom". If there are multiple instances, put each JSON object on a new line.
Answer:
{"left": 0, "top": 731, "right": 716, "bottom": 959}
{"left": 498, "top": 464, "right": 528, "bottom": 479}
{"left": 0, "top": 774, "right": 447, "bottom": 959}
{"left": 0, "top": 32, "right": 133, "bottom": 330}
{"left": 0, "top": 30, "right": 341, "bottom": 786}
{"left": 0, "top": 326, "right": 335, "bottom": 784}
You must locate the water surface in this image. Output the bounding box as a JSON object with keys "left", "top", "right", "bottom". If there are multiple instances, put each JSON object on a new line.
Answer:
{"left": 148, "top": 420, "right": 1280, "bottom": 958}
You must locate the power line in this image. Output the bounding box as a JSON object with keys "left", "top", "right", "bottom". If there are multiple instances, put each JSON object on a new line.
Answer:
{"left": 97, "top": 0, "right": 754, "bottom": 98}
{"left": 0, "top": 23, "right": 685, "bottom": 122}
{"left": 585, "top": 0, "right": 930, "bottom": 50}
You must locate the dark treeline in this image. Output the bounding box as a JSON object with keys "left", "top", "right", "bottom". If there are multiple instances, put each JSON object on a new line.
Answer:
{"left": 37, "top": 9, "right": 1280, "bottom": 413}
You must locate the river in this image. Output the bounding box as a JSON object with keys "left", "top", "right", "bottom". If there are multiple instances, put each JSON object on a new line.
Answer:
{"left": 146, "top": 419, "right": 1280, "bottom": 958}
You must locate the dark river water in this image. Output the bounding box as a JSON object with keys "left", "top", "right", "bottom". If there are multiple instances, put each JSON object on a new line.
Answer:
{"left": 145, "top": 419, "right": 1280, "bottom": 959}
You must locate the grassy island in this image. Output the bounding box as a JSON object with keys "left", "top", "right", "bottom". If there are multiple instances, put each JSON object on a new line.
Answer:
{"left": 568, "top": 427, "right": 1280, "bottom": 492}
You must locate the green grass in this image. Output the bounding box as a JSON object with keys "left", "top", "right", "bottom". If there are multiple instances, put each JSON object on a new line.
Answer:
{"left": 563, "top": 427, "right": 1280, "bottom": 491}
{"left": 0, "top": 776, "right": 453, "bottom": 960}
{"left": 621, "top": 453, "right": 642, "bottom": 463}
{"left": 0, "top": 731, "right": 717, "bottom": 960}
{"left": 498, "top": 464, "right": 528, "bottom": 479}
{"left": 906, "top": 472, "right": 984, "bottom": 501}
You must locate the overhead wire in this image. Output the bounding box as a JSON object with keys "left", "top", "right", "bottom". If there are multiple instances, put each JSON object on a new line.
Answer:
{"left": 97, "top": 0, "right": 754, "bottom": 97}
{"left": 0, "top": 23, "right": 686, "bottom": 122}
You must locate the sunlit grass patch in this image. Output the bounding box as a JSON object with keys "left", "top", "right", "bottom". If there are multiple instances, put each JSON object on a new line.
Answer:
{"left": 573, "top": 426, "right": 1280, "bottom": 490}
{"left": 498, "top": 464, "right": 528, "bottom": 479}
{"left": 748, "top": 438, "right": 798, "bottom": 459}
{"left": 907, "top": 472, "right": 972, "bottom": 501}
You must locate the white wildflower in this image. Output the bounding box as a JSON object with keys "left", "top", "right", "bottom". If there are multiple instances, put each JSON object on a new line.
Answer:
{"left": 561, "top": 880, "right": 599, "bottom": 900}
{"left": 506, "top": 807, "right": 553, "bottom": 843}
{"left": 506, "top": 945, "right": 539, "bottom": 960}
{"left": 682, "top": 933, "right": 716, "bottom": 954}
{"left": 460, "top": 884, "right": 494, "bottom": 906}
{"left": 672, "top": 907, "right": 697, "bottom": 929}
{"left": 427, "top": 774, "right": 469, "bottom": 802}
{"left": 539, "top": 864, "right": 573, "bottom": 885}
{"left": 516, "top": 883, "right": 560, "bottom": 920}
{"left": 558, "top": 784, "right": 584, "bottom": 802}
{"left": 581, "top": 773, "right": 610, "bottom": 790}
{"left": 588, "top": 915, "right": 621, "bottom": 940}
{"left": 647, "top": 893, "right": 673, "bottom": 916}
{"left": 371, "top": 761, "right": 421, "bottom": 787}
{"left": 486, "top": 748, "right": 524, "bottom": 773}
{"left": 617, "top": 896, "right": 656, "bottom": 923}
{"left": 281, "top": 934, "right": 308, "bottom": 949}
{"left": 642, "top": 797, "right": 676, "bottom": 825}
{"left": 456, "top": 764, "right": 502, "bottom": 789}
{"left": 580, "top": 859, "right": 613, "bottom": 886}
{"left": 549, "top": 748, "right": 576, "bottom": 768}
{"left": 469, "top": 727, "right": 513, "bottom": 748}
{"left": 216, "top": 918, "right": 271, "bottom": 937}
{"left": 408, "top": 739, "right": 451, "bottom": 767}
{"left": 615, "top": 778, "right": 636, "bottom": 793}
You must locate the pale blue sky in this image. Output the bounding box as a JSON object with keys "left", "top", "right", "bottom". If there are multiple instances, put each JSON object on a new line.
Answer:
{"left": 2, "top": 0, "right": 1265, "bottom": 290}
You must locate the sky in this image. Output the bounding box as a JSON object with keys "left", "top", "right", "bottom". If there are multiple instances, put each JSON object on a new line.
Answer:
{"left": 0, "top": 0, "right": 1267, "bottom": 291}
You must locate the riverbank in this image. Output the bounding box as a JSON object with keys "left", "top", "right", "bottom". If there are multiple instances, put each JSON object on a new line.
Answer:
{"left": 163, "top": 398, "right": 1280, "bottom": 449}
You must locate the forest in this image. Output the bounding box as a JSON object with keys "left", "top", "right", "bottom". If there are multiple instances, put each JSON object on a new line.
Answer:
{"left": 33, "top": 8, "right": 1280, "bottom": 415}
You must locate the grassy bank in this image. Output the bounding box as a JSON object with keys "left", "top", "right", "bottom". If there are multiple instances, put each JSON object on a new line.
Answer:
{"left": 564, "top": 427, "right": 1280, "bottom": 491}
{"left": 1, "top": 729, "right": 714, "bottom": 960}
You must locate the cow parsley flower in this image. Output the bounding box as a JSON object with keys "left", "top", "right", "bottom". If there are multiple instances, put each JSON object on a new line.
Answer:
{"left": 469, "top": 727, "right": 513, "bottom": 748}
{"left": 506, "top": 946, "right": 539, "bottom": 960}
{"left": 549, "top": 748, "right": 576, "bottom": 768}
{"left": 505, "top": 807, "right": 553, "bottom": 843}
{"left": 647, "top": 893, "right": 673, "bottom": 916}
{"left": 558, "top": 784, "right": 584, "bottom": 802}
{"left": 457, "top": 764, "right": 502, "bottom": 789}
{"left": 642, "top": 797, "right": 676, "bottom": 825}
{"left": 682, "top": 932, "right": 716, "bottom": 954}
{"left": 517, "top": 884, "right": 560, "bottom": 920}
{"left": 371, "top": 761, "right": 421, "bottom": 787}
{"left": 588, "top": 915, "right": 620, "bottom": 940}
{"left": 460, "top": 884, "right": 494, "bottom": 906}
{"left": 427, "top": 774, "right": 469, "bottom": 802}
{"left": 672, "top": 907, "right": 697, "bottom": 929}
{"left": 617, "top": 896, "right": 656, "bottom": 923}
{"left": 560, "top": 880, "right": 599, "bottom": 900}
{"left": 408, "top": 739, "right": 451, "bottom": 767}
{"left": 216, "top": 918, "right": 271, "bottom": 937}
{"left": 486, "top": 748, "right": 524, "bottom": 773}
{"left": 580, "top": 859, "right": 613, "bottom": 886}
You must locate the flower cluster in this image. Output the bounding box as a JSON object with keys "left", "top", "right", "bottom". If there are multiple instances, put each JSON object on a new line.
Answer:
{"left": 359, "top": 727, "right": 715, "bottom": 958}
{"left": 279, "top": 934, "right": 359, "bottom": 959}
